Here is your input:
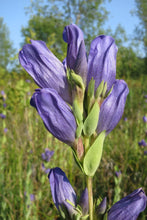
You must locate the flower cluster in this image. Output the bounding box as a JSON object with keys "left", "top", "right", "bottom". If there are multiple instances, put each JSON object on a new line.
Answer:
{"left": 48, "top": 167, "right": 147, "bottom": 220}
{"left": 19, "top": 24, "right": 129, "bottom": 148}
{"left": 19, "top": 24, "right": 147, "bottom": 219}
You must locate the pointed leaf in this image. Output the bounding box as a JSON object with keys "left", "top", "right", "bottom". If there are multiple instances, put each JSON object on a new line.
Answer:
{"left": 83, "top": 102, "right": 100, "bottom": 137}
{"left": 83, "top": 131, "right": 105, "bottom": 176}
{"left": 95, "top": 80, "right": 104, "bottom": 99}
{"left": 72, "top": 149, "right": 84, "bottom": 173}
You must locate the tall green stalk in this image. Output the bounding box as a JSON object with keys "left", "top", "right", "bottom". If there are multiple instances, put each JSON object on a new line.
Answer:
{"left": 87, "top": 176, "right": 93, "bottom": 220}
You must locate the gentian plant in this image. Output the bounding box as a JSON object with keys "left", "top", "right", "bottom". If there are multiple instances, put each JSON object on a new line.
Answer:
{"left": 19, "top": 24, "right": 147, "bottom": 219}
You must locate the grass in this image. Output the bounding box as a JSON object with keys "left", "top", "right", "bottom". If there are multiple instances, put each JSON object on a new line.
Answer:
{"left": 0, "top": 73, "right": 147, "bottom": 219}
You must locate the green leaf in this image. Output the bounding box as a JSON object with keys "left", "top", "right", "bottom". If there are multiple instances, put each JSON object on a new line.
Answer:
{"left": 102, "top": 82, "right": 107, "bottom": 98}
{"left": 103, "top": 212, "right": 108, "bottom": 220}
{"left": 59, "top": 205, "right": 66, "bottom": 219}
{"left": 83, "top": 102, "right": 100, "bottom": 137}
{"left": 70, "top": 70, "right": 85, "bottom": 90}
{"left": 72, "top": 149, "right": 84, "bottom": 173}
{"left": 95, "top": 80, "right": 104, "bottom": 99}
{"left": 73, "top": 99, "right": 83, "bottom": 124}
{"left": 76, "top": 122, "right": 83, "bottom": 138}
{"left": 83, "top": 131, "right": 105, "bottom": 176}
{"left": 87, "top": 78, "right": 95, "bottom": 113}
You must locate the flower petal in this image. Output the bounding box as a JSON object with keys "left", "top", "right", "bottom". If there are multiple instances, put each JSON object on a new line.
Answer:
{"left": 48, "top": 167, "right": 77, "bottom": 217}
{"left": 30, "top": 88, "right": 76, "bottom": 145}
{"left": 79, "top": 188, "right": 89, "bottom": 215}
{"left": 108, "top": 188, "right": 147, "bottom": 220}
{"left": 87, "top": 35, "right": 118, "bottom": 92}
{"left": 63, "top": 24, "right": 88, "bottom": 84}
{"left": 19, "top": 40, "right": 71, "bottom": 103}
{"left": 97, "top": 80, "right": 129, "bottom": 135}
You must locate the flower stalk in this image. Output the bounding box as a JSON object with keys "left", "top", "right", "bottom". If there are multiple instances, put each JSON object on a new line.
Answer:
{"left": 87, "top": 176, "right": 93, "bottom": 220}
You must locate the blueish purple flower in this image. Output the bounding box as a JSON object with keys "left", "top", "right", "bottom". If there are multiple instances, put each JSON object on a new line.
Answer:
{"left": 30, "top": 194, "right": 35, "bottom": 202}
{"left": 63, "top": 24, "right": 87, "bottom": 84}
{"left": 3, "top": 103, "right": 6, "bottom": 108}
{"left": 41, "top": 163, "right": 50, "bottom": 174}
{"left": 41, "top": 148, "right": 54, "bottom": 162}
{"left": 115, "top": 171, "right": 122, "bottom": 178}
{"left": 48, "top": 167, "right": 77, "bottom": 219}
{"left": 4, "top": 128, "right": 8, "bottom": 133}
{"left": 108, "top": 188, "right": 147, "bottom": 220}
{"left": 138, "top": 139, "right": 147, "bottom": 147}
{"left": 19, "top": 40, "right": 71, "bottom": 104}
{"left": 24, "top": 192, "right": 35, "bottom": 202}
{"left": 25, "top": 79, "right": 31, "bottom": 83}
{"left": 124, "top": 117, "right": 127, "bottom": 121}
{"left": 30, "top": 88, "right": 77, "bottom": 145}
{"left": 97, "top": 80, "right": 129, "bottom": 135}
{"left": 87, "top": 35, "right": 117, "bottom": 93}
{"left": 143, "top": 116, "right": 147, "bottom": 123}
{"left": 0, "top": 113, "right": 6, "bottom": 119}
{"left": 1, "top": 90, "right": 6, "bottom": 102}
{"left": 144, "top": 150, "right": 147, "bottom": 155}
{"left": 97, "top": 197, "right": 107, "bottom": 215}
{"left": 79, "top": 188, "right": 89, "bottom": 215}
{"left": 1, "top": 90, "right": 5, "bottom": 96}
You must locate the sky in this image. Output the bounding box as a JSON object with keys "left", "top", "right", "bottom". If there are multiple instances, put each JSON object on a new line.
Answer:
{"left": 0, "top": 0, "right": 142, "bottom": 53}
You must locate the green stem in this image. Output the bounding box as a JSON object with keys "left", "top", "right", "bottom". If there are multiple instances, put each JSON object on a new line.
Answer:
{"left": 87, "top": 176, "right": 93, "bottom": 220}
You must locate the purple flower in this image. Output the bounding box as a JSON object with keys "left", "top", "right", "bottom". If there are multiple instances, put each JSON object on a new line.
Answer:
{"left": 24, "top": 192, "right": 35, "bottom": 202}
{"left": 79, "top": 188, "right": 89, "bottom": 215}
{"left": 30, "top": 88, "right": 77, "bottom": 145}
{"left": 48, "top": 167, "right": 77, "bottom": 218}
{"left": 124, "top": 117, "right": 127, "bottom": 121}
{"left": 63, "top": 24, "right": 88, "bottom": 84}
{"left": 41, "top": 148, "right": 54, "bottom": 162}
{"left": 0, "top": 113, "right": 6, "bottom": 119}
{"left": 25, "top": 79, "right": 31, "bottom": 83}
{"left": 87, "top": 35, "right": 117, "bottom": 93}
{"left": 4, "top": 128, "right": 8, "bottom": 133}
{"left": 143, "top": 116, "right": 147, "bottom": 123}
{"left": 1, "top": 90, "right": 5, "bottom": 96}
{"left": 115, "top": 171, "right": 122, "bottom": 178}
{"left": 144, "top": 150, "right": 147, "bottom": 155}
{"left": 97, "top": 197, "right": 107, "bottom": 215}
{"left": 138, "top": 139, "right": 147, "bottom": 147}
{"left": 97, "top": 80, "right": 129, "bottom": 135}
{"left": 3, "top": 103, "right": 6, "bottom": 108}
{"left": 30, "top": 194, "right": 35, "bottom": 202}
{"left": 108, "top": 188, "right": 147, "bottom": 220}
{"left": 41, "top": 163, "right": 50, "bottom": 174}
{"left": 1, "top": 90, "right": 6, "bottom": 101}
{"left": 19, "top": 40, "right": 71, "bottom": 104}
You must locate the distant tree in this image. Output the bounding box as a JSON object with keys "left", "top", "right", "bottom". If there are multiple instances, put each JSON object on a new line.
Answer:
{"left": 108, "top": 24, "right": 128, "bottom": 47}
{"left": 134, "top": 0, "right": 147, "bottom": 56}
{"left": 0, "top": 17, "right": 15, "bottom": 69}
{"left": 21, "top": 0, "right": 111, "bottom": 59}
{"left": 117, "top": 46, "right": 146, "bottom": 78}
{"left": 21, "top": 15, "right": 68, "bottom": 60}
